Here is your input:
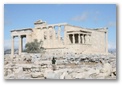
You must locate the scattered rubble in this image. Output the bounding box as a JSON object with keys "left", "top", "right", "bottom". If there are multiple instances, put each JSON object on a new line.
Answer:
{"left": 4, "top": 53, "right": 116, "bottom": 79}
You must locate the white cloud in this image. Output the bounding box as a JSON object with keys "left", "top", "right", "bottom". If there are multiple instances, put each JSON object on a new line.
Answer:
{"left": 71, "top": 12, "right": 89, "bottom": 22}
{"left": 71, "top": 11, "right": 101, "bottom": 23}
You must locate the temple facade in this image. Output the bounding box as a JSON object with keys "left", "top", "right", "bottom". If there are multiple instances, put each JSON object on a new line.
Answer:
{"left": 11, "top": 20, "right": 108, "bottom": 55}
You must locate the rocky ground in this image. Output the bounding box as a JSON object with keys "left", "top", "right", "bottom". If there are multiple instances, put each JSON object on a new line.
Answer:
{"left": 4, "top": 53, "right": 116, "bottom": 79}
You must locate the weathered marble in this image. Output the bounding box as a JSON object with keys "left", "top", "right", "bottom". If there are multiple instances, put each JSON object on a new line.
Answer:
{"left": 10, "top": 20, "right": 108, "bottom": 57}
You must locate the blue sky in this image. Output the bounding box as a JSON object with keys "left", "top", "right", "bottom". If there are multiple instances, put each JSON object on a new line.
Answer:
{"left": 4, "top": 4, "right": 116, "bottom": 50}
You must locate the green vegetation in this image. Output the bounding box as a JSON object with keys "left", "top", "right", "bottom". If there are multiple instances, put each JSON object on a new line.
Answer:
{"left": 25, "top": 39, "right": 44, "bottom": 53}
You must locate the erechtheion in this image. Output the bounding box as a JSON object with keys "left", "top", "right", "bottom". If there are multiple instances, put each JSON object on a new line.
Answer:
{"left": 11, "top": 20, "right": 108, "bottom": 55}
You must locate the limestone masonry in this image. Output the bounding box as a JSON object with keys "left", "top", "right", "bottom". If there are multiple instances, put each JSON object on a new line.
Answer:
{"left": 11, "top": 20, "right": 108, "bottom": 56}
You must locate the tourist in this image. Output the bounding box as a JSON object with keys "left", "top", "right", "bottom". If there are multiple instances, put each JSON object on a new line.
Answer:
{"left": 52, "top": 57, "right": 56, "bottom": 71}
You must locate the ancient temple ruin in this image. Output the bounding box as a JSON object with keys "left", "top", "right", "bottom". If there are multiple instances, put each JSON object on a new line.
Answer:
{"left": 11, "top": 20, "right": 108, "bottom": 56}
{"left": 6, "top": 20, "right": 116, "bottom": 79}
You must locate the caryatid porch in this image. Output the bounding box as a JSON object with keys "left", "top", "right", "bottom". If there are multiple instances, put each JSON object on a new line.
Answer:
{"left": 67, "top": 31, "right": 91, "bottom": 45}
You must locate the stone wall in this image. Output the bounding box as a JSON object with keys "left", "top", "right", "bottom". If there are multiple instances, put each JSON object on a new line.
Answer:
{"left": 10, "top": 20, "right": 108, "bottom": 55}
{"left": 64, "top": 25, "right": 107, "bottom": 54}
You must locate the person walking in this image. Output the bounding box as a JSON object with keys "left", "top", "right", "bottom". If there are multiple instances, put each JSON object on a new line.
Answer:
{"left": 52, "top": 57, "right": 56, "bottom": 71}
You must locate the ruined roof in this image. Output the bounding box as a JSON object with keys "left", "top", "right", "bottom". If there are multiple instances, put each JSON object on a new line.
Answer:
{"left": 11, "top": 28, "right": 32, "bottom": 32}
{"left": 10, "top": 20, "right": 108, "bottom": 33}
{"left": 67, "top": 24, "right": 108, "bottom": 32}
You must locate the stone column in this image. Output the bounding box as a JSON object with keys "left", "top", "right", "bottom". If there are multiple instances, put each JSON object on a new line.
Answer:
{"left": 58, "top": 25, "right": 61, "bottom": 41}
{"left": 85, "top": 35, "right": 88, "bottom": 44}
{"left": 105, "top": 32, "right": 108, "bottom": 53}
{"left": 87, "top": 35, "right": 89, "bottom": 44}
{"left": 19, "top": 35, "right": 22, "bottom": 55}
{"left": 81, "top": 35, "right": 84, "bottom": 44}
{"left": 88, "top": 35, "right": 91, "bottom": 44}
{"left": 78, "top": 34, "right": 81, "bottom": 44}
{"left": 83, "top": 35, "right": 85, "bottom": 44}
{"left": 11, "top": 36, "right": 14, "bottom": 57}
{"left": 84, "top": 35, "right": 86, "bottom": 44}
{"left": 47, "top": 27, "right": 50, "bottom": 48}
{"left": 64, "top": 26, "right": 67, "bottom": 45}
{"left": 80, "top": 35, "right": 82, "bottom": 43}
{"left": 22, "top": 37, "right": 23, "bottom": 52}
{"left": 47, "top": 28, "right": 49, "bottom": 40}
{"left": 53, "top": 26, "right": 56, "bottom": 48}
{"left": 71, "top": 34, "right": 73, "bottom": 44}
{"left": 53, "top": 26, "right": 56, "bottom": 40}
{"left": 68, "top": 34, "right": 70, "bottom": 44}
{"left": 73, "top": 34, "right": 75, "bottom": 44}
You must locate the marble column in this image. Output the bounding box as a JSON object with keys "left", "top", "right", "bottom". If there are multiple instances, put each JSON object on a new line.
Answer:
{"left": 53, "top": 26, "right": 56, "bottom": 48}
{"left": 47, "top": 28, "right": 49, "bottom": 40}
{"left": 73, "top": 34, "right": 75, "bottom": 44}
{"left": 86, "top": 34, "right": 89, "bottom": 44}
{"left": 88, "top": 34, "right": 91, "bottom": 44}
{"left": 82, "top": 35, "right": 85, "bottom": 44}
{"left": 58, "top": 25, "right": 61, "bottom": 41}
{"left": 22, "top": 37, "right": 23, "bottom": 52}
{"left": 105, "top": 32, "right": 108, "bottom": 53}
{"left": 53, "top": 26, "right": 56, "bottom": 40}
{"left": 19, "top": 35, "right": 22, "bottom": 55}
{"left": 87, "top": 35, "right": 89, "bottom": 44}
{"left": 64, "top": 26, "right": 67, "bottom": 45}
{"left": 68, "top": 34, "right": 70, "bottom": 44}
{"left": 47, "top": 27, "right": 50, "bottom": 48}
{"left": 11, "top": 36, "right": 14, "bottom": 56}
{"left": 78, "top": 34, "right": 81, "bottom": 44}
{"left": 84, "top": 35, "right": 86, "bottom": 44}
